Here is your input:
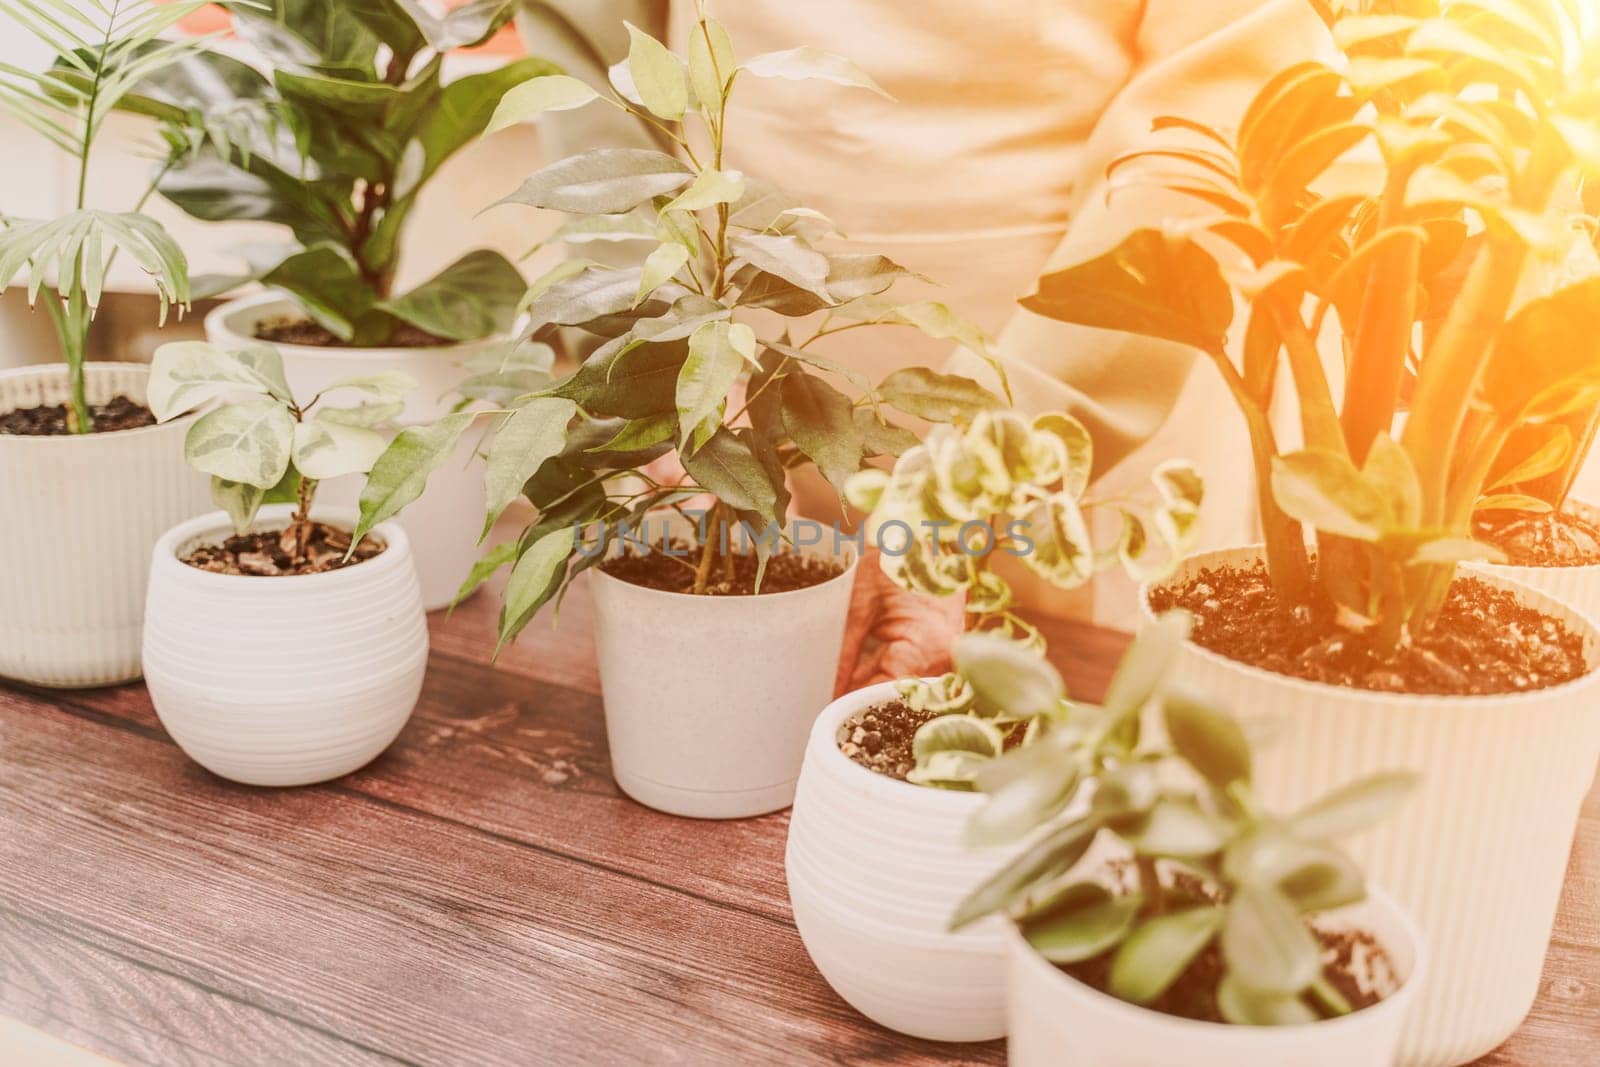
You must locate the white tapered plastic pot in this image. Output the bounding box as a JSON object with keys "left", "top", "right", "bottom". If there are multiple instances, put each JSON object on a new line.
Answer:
{"left": 1470, "top": 497, "right": 1600, "bottom": 629}
{"left": 0, "top": 362, "right": 210, "bottom": 687}
{"left": 785, "top": 682, "right": 1009, "bottom": 1041}
{"left": 1145, "top": 547, "right": 1600, "bottom": 1066}
{"left": 207, "top": 292, "right": 497, "bottom": 610}
{"left": 1006, "top": 888, "right": 1425, "bottom": 1067}
{"left": 589, "top": 546, "right": 856, "bottom": 819}
{"left": 143, "top": 506, "right": 428, "bottom": 787}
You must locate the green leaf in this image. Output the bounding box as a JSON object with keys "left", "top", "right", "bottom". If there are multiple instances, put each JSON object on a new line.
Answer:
{"left": 498, "top": 148, "right": 693, "bottom": 214}
{"left": 416, "top": 57, "right": 560, "bottom": 179}
{"left": 260, "top": 244, "right": 374, "bottom": 343}
{"left": 677, "top": 322, "right": 751, "bottom": 448}
{"left": 377, "top": 250, "right": 524, "bottom": 342}
{"left": 742, "top": 46, "right": 892, "bottom": 99}
{"left": 1288, "top": 771, "right": 1419, "bottom": 842}
{"left": 498, "top": 526, "right": 575, "bottom": 652}
{"left": 1109, "top": 907, "right": 1226, "bottom": 1005}
{"left": 395, "top": 0, "right": 520, "bottom": 50}
{"left": 292, "top": 418, "right": 386, "bottom": 481}
{"left": 1102, "top": 612, "right": 1191, "bottom": 719}
{"left": 625, "top": 21, "right": 688, "bottom": 121}
{"left": 355, "top": 412, "right": 477, "bottom": 543}
{"left": 550, "top": 340, "right": 686, "bottom": 418}
{"left": 485, "top": 75, "right": 600, "bottom": 133}
{"left": 1124, "top": 800, "right": 1228, "bottom": 859}
{"left": 912, "top": 714, "right": 1005, "bottom": 762}
{"left": 1480, "top": 277, "right": 1600, "bottom": 422}
{"left": 662, "top": 168, "right": 747, "bottom": 214}
{"left": 1217, "top": 975, "right": 1319, "bottom": 1026}
{"left": 1162, "top": 688, "right": 1253, "bottom": 788}
{"left": 687, "top": 16, "right": 735, "bottom": 113}
{"left": 1033, "top": 412, "right": 1094, "bottom": 498}
{"left": 878, "top": 368, "right": 1000, "bottom": 423}
{"left": 483, "top": 398, "right": 577, "bottom": 537}
{"left": 854, "top": 409, "right": 920, "bottom": 458}
{"left": 950, "top": 816, "right": 1100, "bottom": 930}
{"left": 524, "top": 267, "right": 649, "bottom": 333}
{"left": 782, "top": 372, "right": 863, "bottom": 493}
{"left": 1224, "top": 830, "right": 1369, "bottom": 914}
{"left": 147, "top": 341, "right": 276, "bottom": 422}
{"left": 636, "top": 242, "right": 692, "bottom": 306}
{"left": 955, "top": 632, "right": 1065, "bottom": 720}
{"left": 730, "top": 233, "right": 833, "bottom": 302}
{"left": 184, "top": 398, "right": 295, "bottom": 488}
{"left": 681, "top": 426, "right": 780, "bottom": 516}
{"left": 966, "top": 756, "right": 1083, "bottom": 848}
{"left": 1023, "top": 884, "right": 1144, "bottom": 964}
{"left": 1221, "top": 884, "right": 1320, "bottom": 997}
{"left": 453, "top": 538, "right": 520, "bottom": 607}
{"left": 1015, "top": 493, "right": 1096, "bottom": 591}
{"left": 585, "top": 411, "right": 677, "bottom": 454}
{"left": 211, "top": 475, "right": 273, "bottom": 535}
{"left": 1270, "top": 449, "right": 1388, "bottom": 542}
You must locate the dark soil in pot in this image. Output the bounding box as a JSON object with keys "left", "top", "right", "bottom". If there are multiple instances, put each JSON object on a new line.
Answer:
{"left": 0, "top": 395, "right": 154, "bottom": 435}
{"left": 182, "top": 523, "right": 384, "bottom": 577}
{"left": 837, "top": 700, "right": 1025, "bottom": 781}
{"left": 601, "top": 541, "right": 845, "bottom": 595}
{"left": 1477, "top": 505, "right": 1600, "bottom": 567}
{"left": 255, "top": 317, "right": 452, "bottom": 349}
{"left": 1149, "top": 561, "right": 1588, "bottom": 695}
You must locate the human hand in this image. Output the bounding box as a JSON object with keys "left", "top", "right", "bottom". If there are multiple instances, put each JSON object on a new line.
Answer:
{"left": 834, "top": 549, "right": 967, "bottom": 697}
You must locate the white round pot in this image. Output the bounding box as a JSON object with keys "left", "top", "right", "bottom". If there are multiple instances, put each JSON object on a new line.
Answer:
{"left": 1145, "top": 547, "right": 1600, "bottom": 1067}
{"left": 143, "top": 506, "right": 428, "bottom": 787}
{"left": 1006, "top": 888, "right": 1425, "bottom": 1067}
{"left": 207, "top": 292, "right": 499, "bottom": 611}
{"left": 589, "top": 546, "right": 857, "bottom": 819}
{"left": 0, "top": 363, "right": 210, "bottom": 687}
{"left": 1470, "top": 497, "right": 1600, "bottom": 629}
{"left": 785, "top": 682, "right": 1008, "bottom": 1041}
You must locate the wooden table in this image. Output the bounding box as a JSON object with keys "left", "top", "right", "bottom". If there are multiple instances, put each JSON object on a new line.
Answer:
{"left": 1, "top": 576, "right": 1595, "bottom": 1066}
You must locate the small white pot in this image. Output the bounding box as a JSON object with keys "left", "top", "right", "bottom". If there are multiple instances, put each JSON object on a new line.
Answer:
{"left": 1145, "top": 547, "right": 1600, "bottom": 1067}
{"left": 1006, "top": 889, "right": 1425, "bottom": 1067}
{"left": 207, "top": 292, "right": 499, "bottom": 610}
{"left": 785, "top": 682, "right": 1008, "bottom": 1041}
{"left": 143, "top": 506, "right": 429, "bottom": 787}
{"left": 1470, "top": 497, "right": 1600, "bottom": 629}
{"left": 0, "top": 363, "right": 210, "bottom": 687}
{"left": 589, "top": 546, "right": 857, "bottom": 819}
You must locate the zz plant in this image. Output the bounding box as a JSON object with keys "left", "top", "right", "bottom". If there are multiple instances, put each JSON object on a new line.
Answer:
{"left": 950, "top": 616, "right": 1419, "bottom": 1024}
{"left": 148, "top": 340, "right": 413, "bottom": 562}
{"left": 357, "top": 3, "right": 1007, "bottom": 646}
{"left": 843, "top": 411, "right": 1203, "bottom": 787}
{"left": 118, "top": 0, "right": 542, "bottom": 346}
{"left": 1023, "top": 0, "right": 1600, "bottom": 647}
{"left": 0, "top": 0, "right": 209, "bottom": 432}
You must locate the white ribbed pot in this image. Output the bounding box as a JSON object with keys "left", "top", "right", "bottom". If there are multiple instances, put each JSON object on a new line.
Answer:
{"left": 143, "top": 506, "right": 429, "bottom": 787}
{"left": 1145, "top": 547, "right": 1600, "bottom": 1067}
{"left": 785, "top": 682, "right": 1008, "bottom": 1041}
{"left": 1470, "top": 498, "right": 1600, "bottom": 629}
{"left": 0, "top": 363, "right": 210, "bottom": 687}
{"left": 1006, "top": 889, "right": 1425, "bottom": 1067}
{"left": 207, "top": 292, "right": 497, "bottom": 610}
{"left": 589, "top": 548, "right": 857, "bottom": 819}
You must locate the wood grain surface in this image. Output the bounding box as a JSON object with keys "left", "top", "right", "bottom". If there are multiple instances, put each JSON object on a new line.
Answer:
{"left": 0, "top": 570, "right": 1594, "bottom": 1066}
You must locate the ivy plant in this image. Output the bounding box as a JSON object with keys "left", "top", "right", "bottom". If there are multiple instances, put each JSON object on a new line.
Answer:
{"left": 0, "top": 0, "right": 211, "bottom": 432}
{"left": 148, "top": 340, "right": 413, "bottom": 561}
{"left": 1020, "top": 0, "right": 1600, "bottom": 647}
{"left": 949, "top": 616, "right": 1419, "bottom": 1025}
{"left": 843, "top": 410, "right": 1203, "bottom": 787}
{"left": 355, "top": 3, "right": 1008, "bottom": 647}
{"left": 116, "top": 0, "right": 543, "bottom": 346}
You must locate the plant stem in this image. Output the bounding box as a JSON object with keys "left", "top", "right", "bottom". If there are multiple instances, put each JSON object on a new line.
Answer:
{"left": 692, "top": 500, "right": 729, "bottom": 595}
{"left": 1135, "top": 855, "right": 1165, "bottom": 917}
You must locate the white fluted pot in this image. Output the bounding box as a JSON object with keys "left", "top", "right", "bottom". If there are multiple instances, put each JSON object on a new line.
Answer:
{"left": 590, "top": 549, "right": 856, "bottom": 819}
{"left": 143, "top": 506, "right": 428, "bottom": 787}
{"left": 1145, "top": 547, "right": 1600, "bottom": 1066}
{"left": 1471, "top": 498, "right": 1600, "bottom": 630}
{"left": 786, "top": 682, "right": 1008, "bottom": 1041}
{"left": 0, "top": 363, "right": 210, "bottom": 687}
{"left": 1007, "top": 889, "right": 1425, "bottom": 1067}
{"left": 207, "top": 293, "right": 499, "bottom": 610}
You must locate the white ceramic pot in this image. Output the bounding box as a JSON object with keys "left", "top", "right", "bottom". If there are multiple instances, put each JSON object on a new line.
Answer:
{"left": 1006, "top": 889, "right": 1425, "bottom": 1067}
{"left": 589, "top": 547, "right": 857, "bottom": 819}
{"left": 1145, "top": 547, "right": 1600, "bottom": 1066}
{"left": 1470, "top": 497, "right": 1600, "bottom": 629}
{"left": 143, "top": 506, "right": 429, "bottom": 787}
{"left": 0, "top": 363, "right": 210, "bottom": 687}
{"left": 206, "top": 292, "right": 498, "bottom": 611}
{"left": 786, "top": 682, "right": 1008, "bottom": 1041}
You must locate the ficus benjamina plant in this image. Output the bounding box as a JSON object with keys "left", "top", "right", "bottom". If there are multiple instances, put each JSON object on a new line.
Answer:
{"left": 353, "top": 2, "right": 1008, "bottom": 649}
{"left": 947, "top": 614, "right": 1420, "bottom": 1025}
{"left": 842, "top": 410, "right": 1203, "bottom": 788}
{"left": 1023, "top": 0, "right": 1600, "bottom": 650}
{"left": 148, "top": 340, "right": 416, "bottom": 563}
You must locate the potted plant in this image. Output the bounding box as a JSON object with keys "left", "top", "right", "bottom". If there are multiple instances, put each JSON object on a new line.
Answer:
{"left": 120, "top": 0, "right": 549, "bottom": 609}
{"left": 0, "top": 1, "right": 215, "bottom": 687}
{"left": 1020, "top": 2, "right": 1600, "bottom": 1060}
{"left": 356, "top": 5, "right": 1009, "bottom": 819}
{"left": 786, "top": 410, "right": 1202, "bottom": 1039}
{"left": 141, "top": 340, "right": 428, "bottom": 786}
{"left": 949, "top": 623, "right": 1425, "bottom": 1066}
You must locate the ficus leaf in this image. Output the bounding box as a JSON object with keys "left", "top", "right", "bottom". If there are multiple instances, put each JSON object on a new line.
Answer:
{"left": 355, "top": 412, "right": 477, "bottom": 544}
{"left": 483, "top": 398, "right": 577, "bottom": 538}
{"left": 878, "top": 368, "right": 1000, "bottom": 423}
{"left": 662, "top": 168, "right": 747, "bottom": 214}
{"left": 625, "top": 21, "right": 688, "bottom": 121}
{"left": 485, "top": 75, "right": 600, "bottom": 134}
{"left": 497, "top": 525, "right": 575, "bottom": 652}
{"left": 782, "top": 372, "right": 863, "bottom": 493}
{"left": 677, "top": 322, "right": 750, "bottom": 449}
{"left": 742, "top": 46, "right": 892, "bottom": 99}
{"left": 498, "top": 148, "right": 693, "bottom": 215}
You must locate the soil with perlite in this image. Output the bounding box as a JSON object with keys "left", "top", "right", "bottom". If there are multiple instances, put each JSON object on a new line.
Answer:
{"left": 256, "top": 317, "right": 451, "bottom": 349}
{"left": 0, "top": 395, "right": 154, "bottom": 436}
{"left": 1149, "top": 561, "right": 1588, "bottom": 695}
{"left": 181, "top": 522, "right": 384, "bottom": 577}
{"left": 1477, "top": 505, "right": 1600, "bottom": 567}
{"left": 601, "top": 543, "right": 845, "bottom": 596}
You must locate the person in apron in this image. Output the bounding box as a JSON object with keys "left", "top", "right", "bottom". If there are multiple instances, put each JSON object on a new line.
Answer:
{"left": 515, "top": 0, "right": 1331, "bottom": 686}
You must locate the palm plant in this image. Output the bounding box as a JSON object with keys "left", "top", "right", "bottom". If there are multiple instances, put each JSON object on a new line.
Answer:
{"left": 1024, "top": 0, "right": 1600, "bottom": 647}
{"left": 0, "top": 0, "right": 211, "bottom": 432}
